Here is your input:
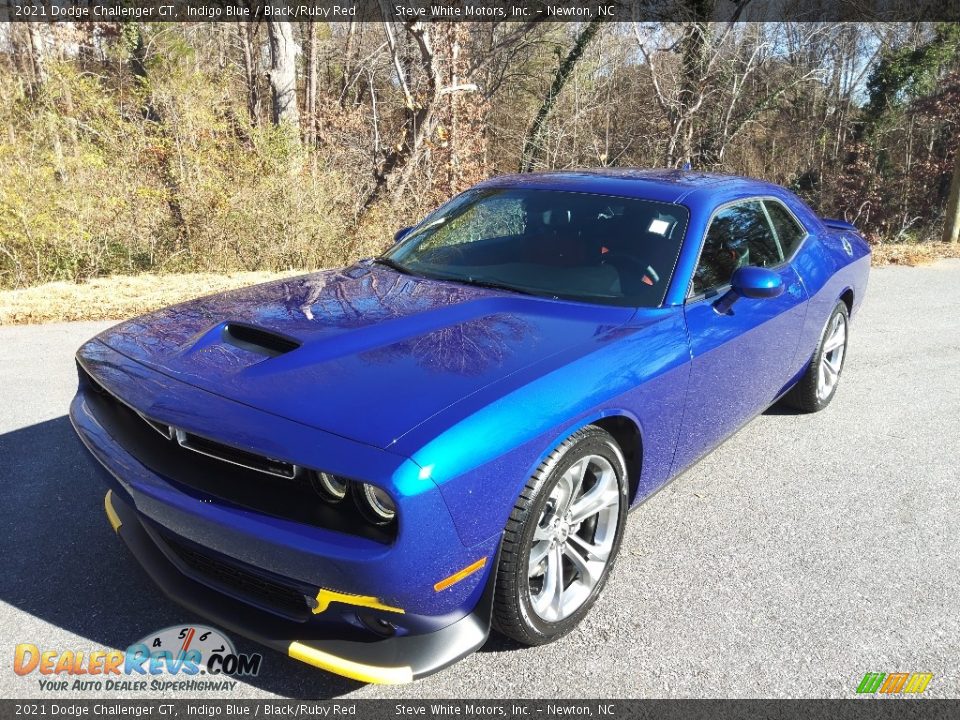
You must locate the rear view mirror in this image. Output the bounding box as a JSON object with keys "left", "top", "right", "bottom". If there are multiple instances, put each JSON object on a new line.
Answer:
{"left": 714, "top": 266, "right": 783, "bottom": 314}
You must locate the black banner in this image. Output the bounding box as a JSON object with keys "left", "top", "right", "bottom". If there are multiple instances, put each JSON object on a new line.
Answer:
{"left": 1, "top": 0, "right": 959, "bottom": 23}
{"left": 1, "top": 700, "right": 959, "bottom": 720}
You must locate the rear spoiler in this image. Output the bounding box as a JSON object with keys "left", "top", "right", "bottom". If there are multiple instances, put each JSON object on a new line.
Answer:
{"left": 821, "top": 217, "right": 859, "bottom": 233}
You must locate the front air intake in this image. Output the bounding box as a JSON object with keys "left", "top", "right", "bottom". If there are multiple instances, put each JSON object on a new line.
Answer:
{"left": 161, "top": 533, "right": 312, "bottom": 619}
{"left": 222, "top": 323, "right": 301, "bottom": 357}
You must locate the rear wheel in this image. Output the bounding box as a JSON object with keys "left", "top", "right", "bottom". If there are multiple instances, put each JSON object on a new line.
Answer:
{"left": 492, "top": 426, "right": 628, "bottom": 645}
{"left": 784, "top": 300, "right": 849, "bottom": 412}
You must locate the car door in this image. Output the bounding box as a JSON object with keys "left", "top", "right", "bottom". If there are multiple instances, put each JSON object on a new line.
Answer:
{"left": 671, "top": 198, "right": 809, "bottom": 474}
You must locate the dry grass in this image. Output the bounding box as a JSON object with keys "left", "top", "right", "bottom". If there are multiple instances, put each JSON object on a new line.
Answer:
{"left": 2, "top": 244, "right": 959, "bottom": 326}
{"left": 870, "top": 242, "right": 960, "bottom": 266}
{"left": 0, "top": 271, "right": 305, "bottom": 326}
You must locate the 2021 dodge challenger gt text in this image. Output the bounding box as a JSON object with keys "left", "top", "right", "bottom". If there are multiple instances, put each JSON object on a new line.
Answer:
{"left": 70, "top": 169, "right": 870, "bottom": 684}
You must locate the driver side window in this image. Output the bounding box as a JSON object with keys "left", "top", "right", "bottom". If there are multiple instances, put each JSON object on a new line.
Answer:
{"left": 692, "top": 200, "right": 783, "bottom": 295}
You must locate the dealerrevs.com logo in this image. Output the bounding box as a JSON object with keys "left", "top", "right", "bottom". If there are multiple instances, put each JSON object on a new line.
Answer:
{"left": 13, "top": 625, "right": 262, "bottom": 692}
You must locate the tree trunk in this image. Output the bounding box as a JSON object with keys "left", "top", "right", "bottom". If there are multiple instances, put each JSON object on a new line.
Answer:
{"left": 305, "top": 22, "right": 318, "bottom": 146}
{"left": 675, "top": 20, "right": 710, "bottom": 166}
{"left": 240, "top": 22, "right": 260, "bottom": 126}
{"left": 360, "top": 20, "right": 441, "bottom": 212}
{"left": 944, "top": 143, "right": 960, "bottom": 244}
{"left": 267, "top": 15, "right": 300, "bottom": 131}
{"left": 129, "top": 24, "right": 189, "bottom": 251}
{"left": 339, "top": 20, "right": 358, "bottom": 107}
{"left": 519, "top": 19, "right": 601, "bottom": 173}
{"left": 26, "top": 23, "right": 47, "bottom": 92}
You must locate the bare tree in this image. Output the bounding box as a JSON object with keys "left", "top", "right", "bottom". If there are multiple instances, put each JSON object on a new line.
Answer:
{"left": 634, "top": 21, "right": 720, "bottom": 167}
{"left": 304, "top": 22, "right": 318, "bottom": 145}
{"left": 360, "top": 19, "right": 481, "bottom": 211}
{"left": 338, "top": 20, "right": 362, "bottom": 107}
{"left": 434, "top": 23, "right": 488, "bottom": 196}
{"left": 519, "top": 20, "right": 602, "bottom": 173}
{"left": 239, "top": 22, "right": 261, "bottom": 125}
{"left": 267, "top": 13, "right": 300, "bottom": 130}
{"left": 25, "top": 23, "right": 47, "bottom": 91}
{"left": 944, "top": 146, "right": 960, "bottom": 244}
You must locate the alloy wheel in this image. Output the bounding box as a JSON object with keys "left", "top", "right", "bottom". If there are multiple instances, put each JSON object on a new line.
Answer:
{"left": 527, "top": 454, "right": 621, "bottom": 623}
{"left": 817, "top": 312, "right": 847, "bottom": 401}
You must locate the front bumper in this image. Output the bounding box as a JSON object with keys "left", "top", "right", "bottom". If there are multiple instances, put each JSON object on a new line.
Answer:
{"left": 103, "top": 489, "right": 494, "bottom": 684}
{"left": 70, "top": 340, "right": 500, "bottom": 683}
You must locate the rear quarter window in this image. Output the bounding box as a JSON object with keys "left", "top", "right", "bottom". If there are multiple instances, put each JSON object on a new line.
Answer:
{"left": 764, "top": 200, "right": 807, "bottom": 258}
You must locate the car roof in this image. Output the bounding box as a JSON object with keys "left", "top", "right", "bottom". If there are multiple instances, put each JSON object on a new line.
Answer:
{"left": 476, "top": 169, "right": 781, "bottom": 206}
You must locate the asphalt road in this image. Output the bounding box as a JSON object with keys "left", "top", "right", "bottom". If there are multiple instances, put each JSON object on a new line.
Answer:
{"left": 1, "top": 260, "right": 958, "bottom": 700}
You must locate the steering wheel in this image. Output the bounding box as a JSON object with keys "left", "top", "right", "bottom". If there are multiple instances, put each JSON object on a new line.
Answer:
{"left": 601, "top": 253, "right": 656, "bottom": 295}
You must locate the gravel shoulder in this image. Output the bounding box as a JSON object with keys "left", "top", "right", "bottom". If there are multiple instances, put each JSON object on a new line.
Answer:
{"left": 0, "top": 271, "right": 301, "bottom": 325}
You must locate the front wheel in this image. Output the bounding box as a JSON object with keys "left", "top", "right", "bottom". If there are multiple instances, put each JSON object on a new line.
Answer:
{"left": 784, "top": 300, "right": 849, "bottom": 412}
{"left": 492, "top": 426, "right": 628, "bottom": 646}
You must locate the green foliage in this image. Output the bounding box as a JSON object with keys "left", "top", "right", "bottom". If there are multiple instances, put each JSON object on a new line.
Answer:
{"left": 864, "top": 24, "right": 960, "bottom": 130}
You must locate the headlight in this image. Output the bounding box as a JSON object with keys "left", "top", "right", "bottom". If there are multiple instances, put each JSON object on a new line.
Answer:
{"left": 356, "top": 483, "right": 396, "bottom": 525}
{"left": 312, "top": 471, "right": 349, "bottom": 503}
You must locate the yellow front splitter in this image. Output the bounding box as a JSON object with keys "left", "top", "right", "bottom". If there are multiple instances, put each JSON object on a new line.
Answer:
{"left": 288, "top": 641, "right": 413, "bottom": 684}
{"left": 104, "top": 490, "right": 122, "bottom": 532}
{"left": 100, "top": 487, "right": 486, "bottom": 686}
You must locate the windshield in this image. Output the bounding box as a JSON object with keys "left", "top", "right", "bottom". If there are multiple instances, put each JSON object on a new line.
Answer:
{"left": 382, "top": 188, "right": 688, "bottom": 307}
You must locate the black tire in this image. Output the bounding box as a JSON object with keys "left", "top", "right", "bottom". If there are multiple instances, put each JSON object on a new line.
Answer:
{"left": 783, "top": 300, "right": 850, "bottom": 413}
{"left": 492, "top": 425, "right": 629, "bottom": 646}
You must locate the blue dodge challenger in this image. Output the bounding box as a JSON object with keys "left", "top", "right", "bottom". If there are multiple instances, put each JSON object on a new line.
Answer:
{"left": 71, "top": 170, "right": 870, "bottom": 683}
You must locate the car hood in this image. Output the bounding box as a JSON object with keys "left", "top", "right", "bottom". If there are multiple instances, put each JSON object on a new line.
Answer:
{"left": 95, "top": 263, "right": 635, "bottom": 449}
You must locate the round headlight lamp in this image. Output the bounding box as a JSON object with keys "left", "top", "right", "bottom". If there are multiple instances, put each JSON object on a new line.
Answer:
{"left": 357, "top": 483, "right": 396, "bottom": 525}
{"left": 312, "top": 471, "right": 349, "bottom": 503}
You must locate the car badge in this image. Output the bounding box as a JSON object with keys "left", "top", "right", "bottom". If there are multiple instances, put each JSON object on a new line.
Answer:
{"left": 841, "top": 237, "right": 853, "bottom": 256}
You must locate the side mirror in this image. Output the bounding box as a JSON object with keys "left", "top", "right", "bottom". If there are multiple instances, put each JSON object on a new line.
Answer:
{"left": 394, "top": 226, "right": 413, "bottom": 244}
{"left": 713, "top": 266, "right": 783, "bottom": 314}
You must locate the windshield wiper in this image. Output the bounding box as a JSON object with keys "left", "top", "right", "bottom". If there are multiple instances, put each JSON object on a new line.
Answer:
{"left": 451, "top": 276, "right": 549, "bottom": 298}
{"left": 373, "top": 257, "right": 416, "bottom": 276}
{"left": 374, "top": 262, "right": 550, "bottom": 297}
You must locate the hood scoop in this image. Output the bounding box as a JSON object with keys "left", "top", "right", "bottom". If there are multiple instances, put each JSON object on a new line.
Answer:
{"left": 166, "top": 322, "right": 302, "bottom": 378}
{"left": 221, "top": 323, "right": 301, "bottom": 357}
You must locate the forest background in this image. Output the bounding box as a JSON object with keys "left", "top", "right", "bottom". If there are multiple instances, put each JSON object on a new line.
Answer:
{"left": 2, "top": 17, "right": 959, "bottom": 321}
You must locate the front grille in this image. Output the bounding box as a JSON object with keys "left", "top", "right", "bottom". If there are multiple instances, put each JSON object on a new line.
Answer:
{"left": 163, "top": 534, "right": 310, "bottom": 619}
{"left": 77, "top": 362, "right": 397, "bottom": 544}
{"left": 174, "top": 429, "right": 298, "bottom": 479}
{"left": 120, "top": 395, "right": 298, "bottom": 479}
